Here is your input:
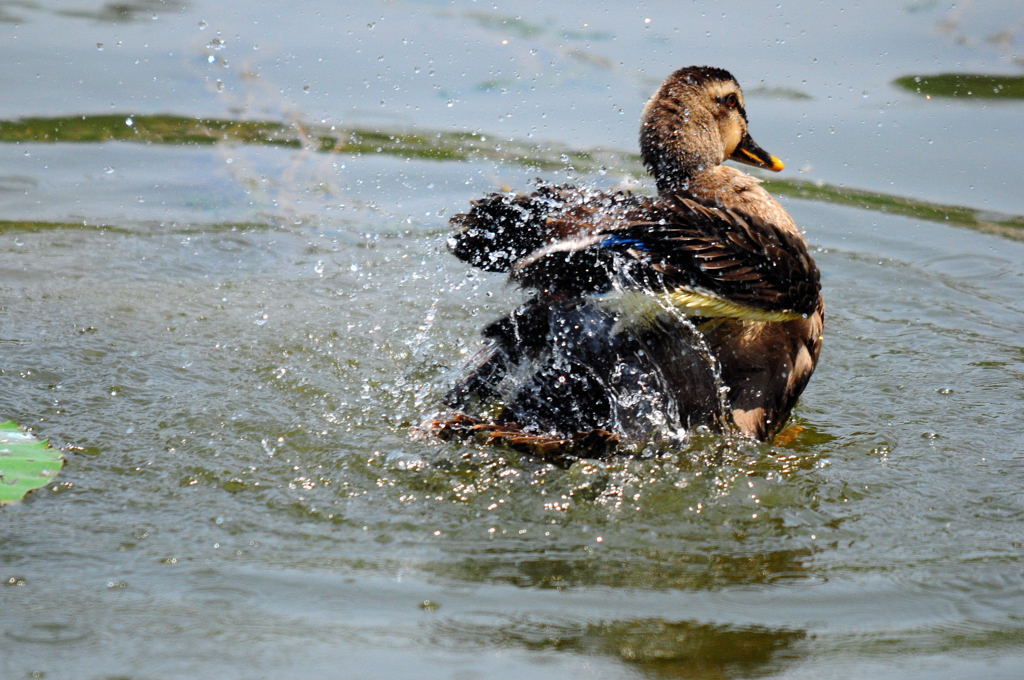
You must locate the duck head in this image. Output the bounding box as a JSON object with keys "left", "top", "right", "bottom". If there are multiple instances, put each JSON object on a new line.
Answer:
{"left": 640, "top": 66, "right": 784, "bottom": 193}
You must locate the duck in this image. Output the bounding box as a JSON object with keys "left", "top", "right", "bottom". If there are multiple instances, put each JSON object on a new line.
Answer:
{"left": 432, "top": 65, "right": 823, "bottom": 456}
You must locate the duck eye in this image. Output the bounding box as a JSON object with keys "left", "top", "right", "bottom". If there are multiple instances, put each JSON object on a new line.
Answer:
{"left": 720, "top": 93, "right": 739, "bottom": 110}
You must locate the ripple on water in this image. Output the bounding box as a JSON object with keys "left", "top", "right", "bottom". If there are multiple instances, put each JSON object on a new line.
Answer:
{"left": 431, "top": 613, "right": 808, "bottom": 678}
{"left": 5, "top": 620, "right": 92, "bottom": 645}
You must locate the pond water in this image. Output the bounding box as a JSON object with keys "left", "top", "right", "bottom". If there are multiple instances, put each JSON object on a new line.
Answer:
{"left": 2, "top": 1, "right": 1023, "bottom": 678}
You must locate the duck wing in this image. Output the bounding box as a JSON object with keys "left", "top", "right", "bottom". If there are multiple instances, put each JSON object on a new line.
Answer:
{"left": 512, "top": 197, "right": 820, "bottom": 320}
{"left": 447, "top": 183, "right": 642, "bottom": 272}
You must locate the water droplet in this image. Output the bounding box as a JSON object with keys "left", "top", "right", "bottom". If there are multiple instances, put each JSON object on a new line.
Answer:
{"left": 96, "top": 42, "right": 104, "bottom": 51}
{"left": 198, "top": 20, "right": 208, "bottom": 30}
{"left": 125, "top": 117, "right": 134, "bottom": 127}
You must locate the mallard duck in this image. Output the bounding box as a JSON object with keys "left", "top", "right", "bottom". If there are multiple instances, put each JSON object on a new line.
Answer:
{"left": 433, "top": 65, "right": 823, "bottom": 454}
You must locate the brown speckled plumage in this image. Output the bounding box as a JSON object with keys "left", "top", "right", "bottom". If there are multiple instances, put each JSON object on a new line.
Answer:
{"left": 434, "top": 66, "right": 824, "bottom": 453}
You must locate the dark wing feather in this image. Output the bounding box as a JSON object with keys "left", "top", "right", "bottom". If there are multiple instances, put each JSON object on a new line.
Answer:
{"left": 441, "top": 296, "right": 553, "bottom": 409}
{"left": 447, "top": 190, "right": 555, "bottom": 272}
{"left": 447, "top": 183, "right": 647, "bottom": 273}
{"left": 512, "top": 197, "right": 821, "bottom": 317}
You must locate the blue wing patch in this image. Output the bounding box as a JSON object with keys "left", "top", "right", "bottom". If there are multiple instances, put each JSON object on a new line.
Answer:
{"left": 600, "top": 235, "right": 651, "bottom": 250}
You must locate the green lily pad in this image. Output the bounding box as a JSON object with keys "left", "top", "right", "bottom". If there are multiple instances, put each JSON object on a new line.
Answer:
{"left": 894, "top": 73, "right": 1024, "bottom": 99}
{"left": 0, "top": 421, "right": 64, "bottom": 505}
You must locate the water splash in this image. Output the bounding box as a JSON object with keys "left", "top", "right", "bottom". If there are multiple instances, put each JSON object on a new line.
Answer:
{"left": 427, "top": 226, "right": 740, "bottom": 452}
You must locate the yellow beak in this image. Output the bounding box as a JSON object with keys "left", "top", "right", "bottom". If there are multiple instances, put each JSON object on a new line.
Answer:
{"left": 730, "top": 132, "right": 784, "bottom": 172}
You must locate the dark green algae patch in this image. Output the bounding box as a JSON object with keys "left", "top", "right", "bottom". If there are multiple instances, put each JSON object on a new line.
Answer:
{"left": 1, "top": 113, "right": 1021, "bottom": 241}
{"left": 894, "top": 73, "right": 1024, "bottom": 100}
{"left": 0, "top": 113, "right": 585, "bottom": 169}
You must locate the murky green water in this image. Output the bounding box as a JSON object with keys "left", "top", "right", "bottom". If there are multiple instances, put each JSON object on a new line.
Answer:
{"left": 2, "top": 2, "right": 1023, "bottom": 678}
